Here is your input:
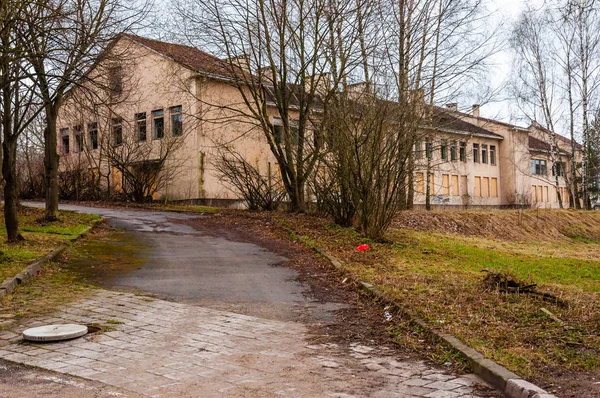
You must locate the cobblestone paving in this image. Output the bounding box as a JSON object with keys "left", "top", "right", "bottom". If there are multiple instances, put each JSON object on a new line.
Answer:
{"left": 0, "top": 290, "right": 496, "bottom": 397}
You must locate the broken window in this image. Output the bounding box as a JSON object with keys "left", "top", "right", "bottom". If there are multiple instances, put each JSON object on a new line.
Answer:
{"left": 61, "top": 128, "right": 70, "bottom": 154}
{"left": 74, "top": 125, "right": 83, "bottom": 153}
{"left": 152, "top": 109, "right": 164, "bottom": 139}
{"left": 552, "top": 162, "right": 566, "bottom": 177}
{"left": 136, "top": 112, "right": 147, "bottom": 141}
{"left": 450, "top": 141, "right": 457, "bottom": 161}
{"left": 88, "top": 122, "right": 98, "bottom": 150}
{"left": 170, "top": 106, "right": 183, "bottom": 136}
{"left": 112, "top": 118, "right": 123, "bottom": 146}
{"left": 108, "top": 66, "right": 123, "bottom": 96}
{"left": 482, "top": 144, "right": 488, "bottom": 164}
{"left": 441, "top": 139, "right": 448, "bottom": 161}
{"left": 415, "top": 140, "right": 422, "bottom": 159}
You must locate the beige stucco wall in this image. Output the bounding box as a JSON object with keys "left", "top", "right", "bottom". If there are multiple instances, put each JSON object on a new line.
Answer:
{"left": 57, "top": 37, "right": 280, "bottom": 202}
{"left": 412, "top": 133, "right": 503, "bottom": 206}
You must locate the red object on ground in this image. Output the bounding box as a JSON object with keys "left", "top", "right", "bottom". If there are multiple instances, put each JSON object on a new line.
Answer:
{"left": 356, "top": 244, "right": 370, "bottom": 252}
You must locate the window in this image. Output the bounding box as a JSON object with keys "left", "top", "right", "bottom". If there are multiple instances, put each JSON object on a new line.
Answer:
{"left": 112, "top": 118, "right": 123, "bottom": 146}
{"left": 88, "top": 122, "right": 98, "bottom": 150}
{"left": 545, "top": 186, "right": 549, "bottom": 202}
{"left": 152, "top": 109, "right": 164, "bottom": 139}
{"left": 552, "top": 162, "right": 566, "bottom": 177}
{"left": 442, "top": 174, "right": 450, "bottom": 195}
{"left": 74, "top": 125, "right": 83, "bottom": 153}
{"left": 170, "top": 106, "right": 183, "bottom": 136}
{"left": 271, "top": 118, "right": 298, "bottom": 145}
{"left": 450, "top": 141, "right": 457, "bottom": 161}
{"left": 109, "top": 66, "right": 123, "bottom": 96}
{"left": 415, "top": 172, "right": 425, "bottom": 194}
{"left": 482, "top": 144, "right": 488, "bottom": 164}
{"left": 136, "top": 113, "right": 147, "bottom": 141}
{"left": 415, "top": 141, "right": 422, "bottom": 158}
{"left": 273, "top": 125, "right": 283, "bottom": 144}
{"left": 61, "top": 128, "right": 69, "bottom": 154}
{"left": 451, "top": 175, "right": 459, "bottom": 196}
{"left": 491, "top": 178, "right": 498, "bottom": 197}
{"left": 441, "top": 140, "right": 447, "bottom": 161}
{"left": 459, "top": 142, "right": 466, "bottom": 162}
{"left": 473, "top": 143, "right": 480, "bottom": 163}
{"left": 425, "top": 140, "right": 432, "bottom": 160}
{"left": 531, "top": 159, "right": 547, "bottom": 175}
{"left": 490, "top": 145, "right": 496, "bottom": 165}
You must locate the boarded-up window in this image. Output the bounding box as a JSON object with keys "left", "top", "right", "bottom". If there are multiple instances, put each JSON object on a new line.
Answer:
{"left": 442, "top": 174, "right": 450, "bottom": 196}
{"left": 553, "top": 186, "right": 558, "bottom": 202}
{"left": 482, "top": 177, "right": 490, "bottom": 197}
{"left": 111, "top": 167, "right": 123, "bottom": 193}
{"left": 538, "top": 186, "right": 543, "bottom": 202}
{"left": 451, "top": 175, "right": 459, "bottom": 196}
{"left": 415, "top": 172, "right": 425, "bottom": 194}
{"left": 460, "top": 176, "right": 468, "bottom": 196}
{"left": 532, "top": 185, "right": 537, "bottom": 203}
{"left": 544, "top": 186, "right": 549, "bottom": 202}
{"left": 474, "top": 177, "right": 481, "bottom": 197}
{"left": 491, "top": 178, "right": 498, "bottom": 197}
{"left": 430, "top": 174, "right": 435, "bottom": 195}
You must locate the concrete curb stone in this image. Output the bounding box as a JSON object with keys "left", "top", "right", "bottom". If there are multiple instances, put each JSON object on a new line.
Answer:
{"left": 0, "top": 218, "right": 104, "bottom": 300}
{"left": 281, "top": 224, "right": 558, "bottom": 398}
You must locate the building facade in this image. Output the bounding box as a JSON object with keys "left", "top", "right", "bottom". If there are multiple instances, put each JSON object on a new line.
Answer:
{"left": 57, "top": 34, "right": 581, "bottom": 208}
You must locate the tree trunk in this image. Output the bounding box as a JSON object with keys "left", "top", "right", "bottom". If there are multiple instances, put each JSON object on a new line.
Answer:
{"left": 44, "top": 107, "right": 60, "bottom": 221}
{"left": 3, "top": 136, "right": 23, "bottom": 242}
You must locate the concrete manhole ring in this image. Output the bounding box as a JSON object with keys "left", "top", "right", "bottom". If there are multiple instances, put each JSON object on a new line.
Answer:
{"left": 22, "top": 324, "right": 88, "bottom": 342}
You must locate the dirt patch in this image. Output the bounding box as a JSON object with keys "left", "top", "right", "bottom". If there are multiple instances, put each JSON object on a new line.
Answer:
{"left": 393, "top": 208, "right": 600, "bottom": 243}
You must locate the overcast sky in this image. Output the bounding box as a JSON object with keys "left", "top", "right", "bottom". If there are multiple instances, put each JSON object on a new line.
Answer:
{"left": 479, "top": 0, "right": 535, "bottom": 124}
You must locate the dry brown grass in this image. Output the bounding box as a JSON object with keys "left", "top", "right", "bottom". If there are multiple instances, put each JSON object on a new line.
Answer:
{"left": 272, "top": 209, "right": 600, "bottom": 395}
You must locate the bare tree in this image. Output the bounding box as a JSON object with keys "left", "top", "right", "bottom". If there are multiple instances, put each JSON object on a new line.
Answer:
{"left": 0, "top": 0, "right": 44, "bottom": 242}
{"left": 512, "top": 7, "right": 569, "bottom": 208}
{"left": 215, "top": 146, "right": 285, "bottom": 210}
{"left": 19, "top": 0, "right": 148, "bottom": 220}
{"left": 172, "top": 0, "right": 368, "bottom": 212}
{"left": 102, "top": 122, "right": 187, "bottom": 203}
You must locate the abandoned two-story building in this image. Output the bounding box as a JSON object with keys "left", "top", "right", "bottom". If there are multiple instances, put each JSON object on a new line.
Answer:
{"left": 57, "top": 34, "right": 582, "bottom": 208}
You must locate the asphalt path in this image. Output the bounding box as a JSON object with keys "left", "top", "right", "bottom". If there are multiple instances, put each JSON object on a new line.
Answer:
{"left": 24, "top": 202, "right": 336, "bottom": 321}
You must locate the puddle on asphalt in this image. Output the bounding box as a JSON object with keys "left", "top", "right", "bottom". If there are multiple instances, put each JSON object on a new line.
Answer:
{"left": 63, "top": 231, "right": 150, "bottom": 287}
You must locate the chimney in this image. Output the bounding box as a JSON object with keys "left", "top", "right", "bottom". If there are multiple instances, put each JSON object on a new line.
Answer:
{"left": 472, "top": 104, "right": 480, "bottom": 118}
{"left": 346, "top": 82, "right": 372, "bottom": 100}
{"left": 305, "top": 73, "right": 331, "bottom": 96}
{"left": 226, "top": 54, "right": 250, "bottom": 73}
{"left": 445, "top": 103, "right": 458, "bottom": 112}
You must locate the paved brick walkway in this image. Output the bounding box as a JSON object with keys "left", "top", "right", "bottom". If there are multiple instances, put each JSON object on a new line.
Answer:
{"left": 0, "top": 290, "right": 496, "bottom": 397}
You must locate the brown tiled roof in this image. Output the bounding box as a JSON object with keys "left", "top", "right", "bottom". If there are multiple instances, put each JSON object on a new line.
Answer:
{"left": 529, "top": 122, "right": 583, "bottom": 150}
{"left": 123, "top": 34, "right": 240, "bottom": 79}
{"left": 430, "top": 107, "right": 504, "bottom": 139}
{"left": 528, "top": 136, "right": 552, "bottom": 151}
